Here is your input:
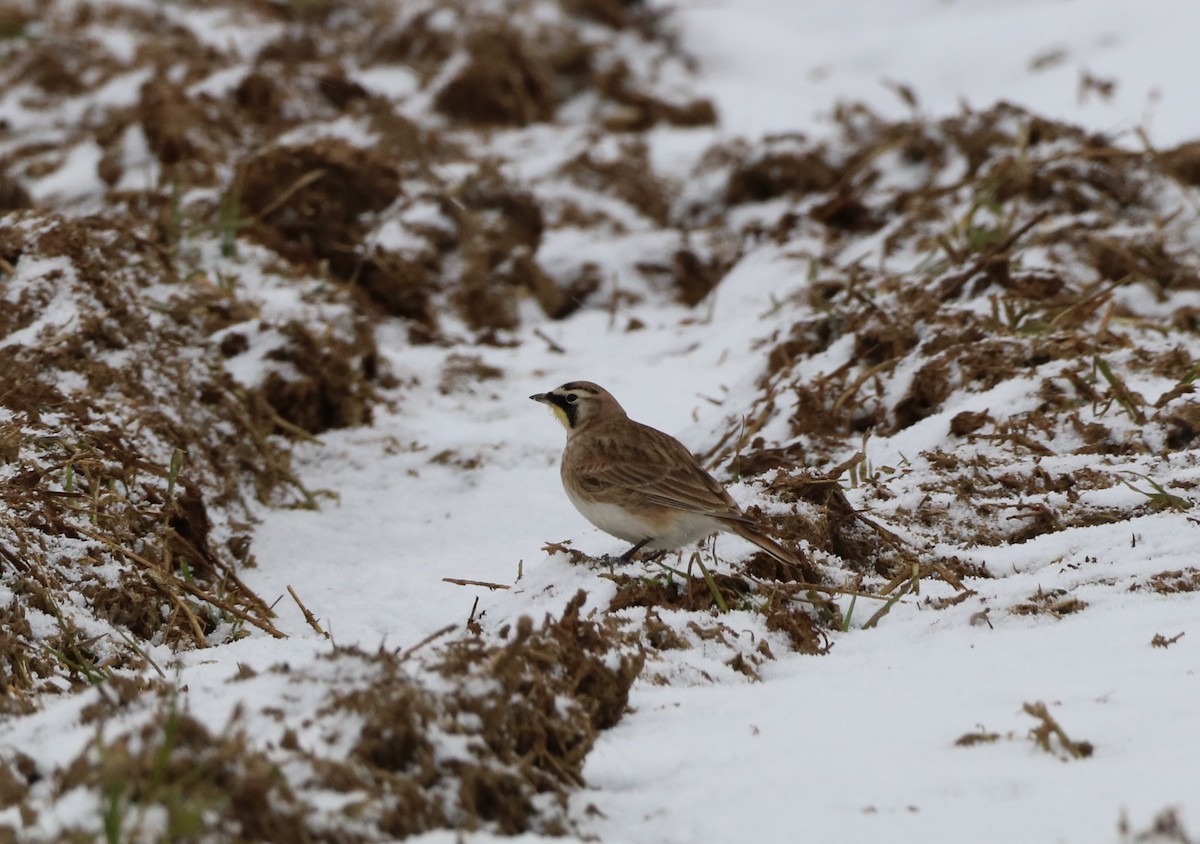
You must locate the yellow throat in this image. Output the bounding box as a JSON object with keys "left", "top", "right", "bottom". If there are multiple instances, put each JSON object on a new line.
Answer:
{"left": 549, "top": 403, "right": 571, "bottom": 430}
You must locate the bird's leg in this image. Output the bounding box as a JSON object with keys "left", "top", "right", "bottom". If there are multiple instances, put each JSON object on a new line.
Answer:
{"left": 618, "top": 538, "right": 652, "bottom": 562}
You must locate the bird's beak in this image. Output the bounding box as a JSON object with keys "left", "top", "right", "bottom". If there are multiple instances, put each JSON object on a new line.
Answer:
{"left": 531, "top": 391, "right": 571, "bottom": 430}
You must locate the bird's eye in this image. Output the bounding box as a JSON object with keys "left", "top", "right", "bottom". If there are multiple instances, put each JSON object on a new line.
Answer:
{"left": 565, "top": 393, "right": 578, "bottom": 405}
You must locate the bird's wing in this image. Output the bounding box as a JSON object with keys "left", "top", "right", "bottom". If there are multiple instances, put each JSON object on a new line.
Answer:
{"left": 573, "top": 422, "right": 749, "bottom": 522}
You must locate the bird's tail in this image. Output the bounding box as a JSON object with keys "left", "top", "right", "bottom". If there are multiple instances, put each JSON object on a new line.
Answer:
{"left": 728, "top": 521, "right": 811, "bottom": 577}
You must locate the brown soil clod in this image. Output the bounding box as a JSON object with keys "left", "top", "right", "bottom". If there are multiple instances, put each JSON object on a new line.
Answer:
{"left": 725, "top": 143, "right": 839, "bottom": 204}
{"left": 259, "top": 319, "right": 379, "bottom": 435}
{"left": 241, "top": 139, "right": 401, "bottom": 275}
{"left": 434, "top": 27, "right": 558, "bottom": 126}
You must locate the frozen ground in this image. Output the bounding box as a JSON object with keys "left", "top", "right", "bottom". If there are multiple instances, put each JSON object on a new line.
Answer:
{"left": 2, "top": 0, "right": 1199, "bottom": 841}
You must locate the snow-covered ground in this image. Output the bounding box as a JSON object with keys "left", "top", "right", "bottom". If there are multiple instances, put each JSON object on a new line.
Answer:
{"left": 250, "top": 2, "right": 1200, "bottom": 833}
{"left": 243, "top": 282, "right": 1200, "bottom": 844}
{"left": 677, "top": 0, "right": 1200, "bottom": 148}
{"left": 3, "top": 0, "right": 1199, "bottom": 841}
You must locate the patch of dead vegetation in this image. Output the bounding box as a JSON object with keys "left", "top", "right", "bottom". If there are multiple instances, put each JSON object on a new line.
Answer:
{"left": 724, "top": 136, "right": 840, "bottom": 205}
{"left": 596, "top": 61, "right": 717, "bottom": 132}
{"left": 438, "top": 353, "right": 505, "bottom": 395}
{"left": 329, "top": 598, "right": 641, "bottom": 837}
{"left": 608, "top": 568, "right": 749, "bottom": 614}
{"left": 448, "top": 164, "right": 593, "bottom": 331}
{"left": 695, "top": 102, "right": 1200, "bottom": 573}
{"left": 259, "top": 319, "right": 379, "bottom": 435}
{"left": 1132, "top": 568, "right": 1200, "bottom": 595}
{"left": 955, "top": 700, "right": 1094, "bottom": 762}
{"left": 1011, "top": 586, "right": 1088, "bottom": 618}
{"left": 604, "top": 563, "right": 832, "bottom": 656}
{"left": 60, "top": 701, "right": 311, "bottom": 842}
{"left": 1150, "top": 631, "right": 1185, "bottom": 649}
{"left": 761, "top": 475, "right": 914, "bottom": 576}
{"left": 1118, "top": 808, "right": 1199, "bottom": 844}
{"left": 10, "top": 592, "right": 643, "bottom": 841}
{"left": 0, "top": 210, "right": 385, "bottom": 701}
{"left": 872, "top": 448, "right": 1162, "bottom": 549}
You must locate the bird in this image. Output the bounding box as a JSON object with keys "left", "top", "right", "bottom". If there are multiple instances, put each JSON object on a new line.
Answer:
{"left": 530, "top": 381, "right": 804, "bottom": 567}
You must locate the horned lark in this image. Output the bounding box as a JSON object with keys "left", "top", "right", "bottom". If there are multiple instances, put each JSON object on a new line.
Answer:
{"left": 530, "top": 381, "right": 803, "bottom": 566}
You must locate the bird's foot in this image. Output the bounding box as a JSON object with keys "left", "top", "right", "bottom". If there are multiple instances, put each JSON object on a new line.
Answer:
{"left": 580, "top": 541, "right": 663, "bottom": 567}
{"left": 591, "top": 553, "right": 634, "bottom": 567}
{"left": 617, "top": 539, "right": 651, "bottom": 562}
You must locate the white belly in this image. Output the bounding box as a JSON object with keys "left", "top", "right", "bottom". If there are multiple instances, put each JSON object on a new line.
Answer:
{"left": 564, "top": 485, "right": 723, "bottom": 550}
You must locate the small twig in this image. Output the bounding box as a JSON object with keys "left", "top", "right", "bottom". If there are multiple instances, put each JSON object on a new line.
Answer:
{"left": 532, "top": 328, "right": 566, "bottom": 354}
{"left": 861, "top": 591, "right": 906, "bottom": 629}
{"left": 701, "top": 393, "right": 778, "bottom": 467}
{"left": 1049, "top": 281, "right": 1117, "bottom": 329}
{"left": 1023, "top": 700, "right": 1093, "bottom": 759}
{"left": 287, "top": 585, "right": 328, "bottom": 638}
{"left": 970, "top": 608, "right": 994, "bottom": 629}
{"left": 0, "top": 541, "right": 29, "bottom": 573}
{"left": 771, "top": 575, "right": 903, "bottom": 602}
{"left": 1094, "top": 357, "right": 1147, "bottom": 424}
{"left": 659, "top": 560, "right": 896, "bottom": 604}
{"left": 222, "top": 385, "right": 324, "bottom": 508}
{"left": 863, "top": 565, "right": 921, "bottom": 629}
{"left": 930, "top": 561, "right": 968, "bottom": 592}
{"left": 164, "top": 569, "right": 285, "bottom": 639}
{"left": 1151, "top": 631, "right": 1185, "bottom": 649}
{"left": 164, "top": 591, "right": 209, "bottom": 648}
{"left": 398, "top": 623, "right": 457, "bottom": 662}
{"left": 442, "top": 577, "right": 511, "bottom": 590}
{"left": 938, "top": 210, "right": 1051, "bottom": 299}
{"left": 268, "top": 411, "right": 323, "bottom": 444}
{"left": 823, "top": 450, "right": 867, "bottom": 482}
{"left": 113, "top": 629, "right": 167, "bottom": 679}
{"left": 879, "top": 562, "right": 921, "bottom": 596}
{"left": 165, "top": 526, "right": 274, "bottom": 616}
{"left": 832, "top": 357, "right": 902, "bottom": 416}
{"left": 253, "top": 168, "right": 327, "bottom": 220}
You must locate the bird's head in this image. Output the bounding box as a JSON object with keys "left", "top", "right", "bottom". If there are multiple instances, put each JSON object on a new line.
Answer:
{"left": 530, "top": 381, "right": 625, "bottom": 435}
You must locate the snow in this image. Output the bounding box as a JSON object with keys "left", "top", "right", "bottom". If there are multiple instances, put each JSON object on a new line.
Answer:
{"left": 26, "top": 142, "right": 106, "bottom": 204}
{"left": 0, "top": 257, "right": 78, "bottom": 347}
{"left": 676, "top": 0, "right": 1200, "bottom": 148}
{"left": 3, "top": 0, "right": 1200, "bottom": 840}
{"left": 579, "top": 590, "right": 1199, "bottom": 843}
